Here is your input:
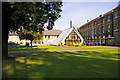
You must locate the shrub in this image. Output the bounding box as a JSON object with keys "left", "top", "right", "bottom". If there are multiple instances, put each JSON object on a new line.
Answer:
{"left": 79, "top": 42, "right": 83, "bottom": 46}
{"left": 66, "top": 41, "right": 73, "bottom": 46}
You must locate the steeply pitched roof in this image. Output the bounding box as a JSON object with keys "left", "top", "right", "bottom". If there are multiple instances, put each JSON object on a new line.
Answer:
{"left": 51, "top": 27, "right": 84, "bottom": 46}
{"left": 44, "top": 29, "right": 62, "bottom": 36}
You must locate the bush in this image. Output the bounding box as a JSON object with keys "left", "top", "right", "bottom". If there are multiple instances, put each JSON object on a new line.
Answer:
{"left": 79, "top": 42, "right": 83, "bottom": 46}
{"left": 66, "top": 41, "right": 73, "bottom": 46}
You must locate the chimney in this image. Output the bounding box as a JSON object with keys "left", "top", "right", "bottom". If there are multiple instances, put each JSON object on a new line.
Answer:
{"left": 70, "top": 21, "right": 72, "bottom": 28}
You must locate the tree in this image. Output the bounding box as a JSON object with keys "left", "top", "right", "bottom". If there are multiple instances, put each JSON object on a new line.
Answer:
{"left": 2, "top": 2, "right": 63, "bottom": 59}
{"left": 19, "top": 28, "right": 43, "bottom": 48}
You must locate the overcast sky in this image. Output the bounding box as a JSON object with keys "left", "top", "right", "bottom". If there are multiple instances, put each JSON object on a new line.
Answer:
{"left": 53, "top": 1, "right": 119, "bottom": 30}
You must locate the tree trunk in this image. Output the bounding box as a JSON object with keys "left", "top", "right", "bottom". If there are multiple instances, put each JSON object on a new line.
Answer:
{"left": 30, "top": 40, "right": 33, "bottom": 48}
{"left": 2, "top": 3, "right": 9, "bottom": 60}
{"left": 2, "top": 31, "right": 8, "bottom": 60}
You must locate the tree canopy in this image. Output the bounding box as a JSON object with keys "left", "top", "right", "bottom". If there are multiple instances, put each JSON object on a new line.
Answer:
{"left": 7, "top": 2, "right": 63, "bottom": 33}
{"left": 2, "top": 2, "right": 63, "bottom": 59}
{"left": 19, "top": 28, "right": 43, "bottom": 47}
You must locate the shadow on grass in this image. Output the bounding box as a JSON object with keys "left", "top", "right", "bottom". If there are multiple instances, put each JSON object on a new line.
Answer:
{"left": 2, "top": 51, "right": 119, "bottom": 79}
{"left": 8, "top": 45, "right": 48, "bottom": 52}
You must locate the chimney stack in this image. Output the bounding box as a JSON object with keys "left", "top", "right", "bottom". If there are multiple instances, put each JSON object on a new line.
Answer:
{"left": 70, "top": 21, "right": 72, "bottom": 28}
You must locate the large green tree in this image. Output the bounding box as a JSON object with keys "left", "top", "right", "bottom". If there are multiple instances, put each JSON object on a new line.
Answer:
{"left": 2, "top": 2, "right": 63, "bottom": 59}
{"left": 19, "top": 28, "right": 43, "bottom": 48}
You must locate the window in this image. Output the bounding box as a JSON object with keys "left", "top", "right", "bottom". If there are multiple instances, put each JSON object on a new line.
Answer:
{"left": 91, "top": 23, "right": 93, "bottom": 27}
{"left": 98, "top": 27, "right": 100, "bottom": 34}
{"left": 108, "top": 16, "right": 110, "bottom": 21}
{"left": 115, "top": 23, "right": 118, "bottom": 30}
{"left": 95, "top": 21, "right": 97, "bottom": 26}
{"left": 88, "top": 31, "right": 90, "bottom": 35}
{"left": 75, "top": 35, "right": 77, "bottom": 39}
{"left": 92, "top": 40, "right": 94, "bottom": 43}
{"left": 108, "top": 25, "right": 110, "bottom": 32}
{"left": 88, "top": 24, "right": 90, "bottom": 28}
{"left": 45, "top": 35, "right": 46, "bottom": 38}
{"left": 92, "top": 30, "right": 94, "bottom": 36}
{"left": 95, "top": 40, "right": 97, "bottom": 43}
{"left": 102, "top": 18, "right": 105, "bottom": 23}
{"left": 98, "top": 20, "right": 100, "bottom": 24}
{"left": 98, "top": 39, "right": 100, "bottom": 43}
{"left": 115, "top": 11, "right": 118, "bottom": 17}
{"left": 94, "top": 29, "right": 96, "bottom": 34}
{"left": 102, "top": 26, "right": 104, "bottom": 33}
{"left": 69, "top": 36, "right": 71, "bottom": 39}
{"left": 48, "top": 35, "right": 50, "bottom": 39}
{"left": 102, "top": 39, "right": 105, "bottom": 43}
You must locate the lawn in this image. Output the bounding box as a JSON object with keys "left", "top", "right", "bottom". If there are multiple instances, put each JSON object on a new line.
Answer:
{"left": 3, "top": 46, "right": 119, "bottom": 79}
{"left": 8, "top": 45, "right": 118, "bottom": 52}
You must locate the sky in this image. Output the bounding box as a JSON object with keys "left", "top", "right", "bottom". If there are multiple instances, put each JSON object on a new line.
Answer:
{"left": 53, "top": 1, "right": 119, "bottom": 31}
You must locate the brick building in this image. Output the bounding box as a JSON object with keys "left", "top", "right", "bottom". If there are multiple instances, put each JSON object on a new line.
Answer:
{"left": 79, "top": 4, "right": 120, "bottom": 46}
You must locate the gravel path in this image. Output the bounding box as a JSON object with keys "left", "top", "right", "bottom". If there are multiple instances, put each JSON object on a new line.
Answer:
{"left": 8, "top": 48, "right": 117, "bottom": 53}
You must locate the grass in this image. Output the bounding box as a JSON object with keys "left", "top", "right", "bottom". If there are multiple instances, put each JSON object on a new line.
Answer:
{"left": 8, "top": 45, "right": 118, "bottom": 52}
{"left": 3, "top": 46, "right": 119, "bottom": 78}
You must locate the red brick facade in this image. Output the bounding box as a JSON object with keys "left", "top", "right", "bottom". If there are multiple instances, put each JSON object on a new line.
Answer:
{"left": 79, "top": 5, "right": 120, "bottom": 46}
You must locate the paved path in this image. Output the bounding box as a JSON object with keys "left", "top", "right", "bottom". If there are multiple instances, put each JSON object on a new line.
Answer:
{"left": 8, "top": 49, "right": 117, "bottom": 53}
{"left": 8, "top": 50, "right": 46, "bottom": 53}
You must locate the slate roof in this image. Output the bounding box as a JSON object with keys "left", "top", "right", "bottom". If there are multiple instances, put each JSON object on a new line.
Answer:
{"left": 44, "top": 29, "right": 62, "bottom": 36}
{"left": 51, "top": 27, "right": 84, "bottom": 46}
